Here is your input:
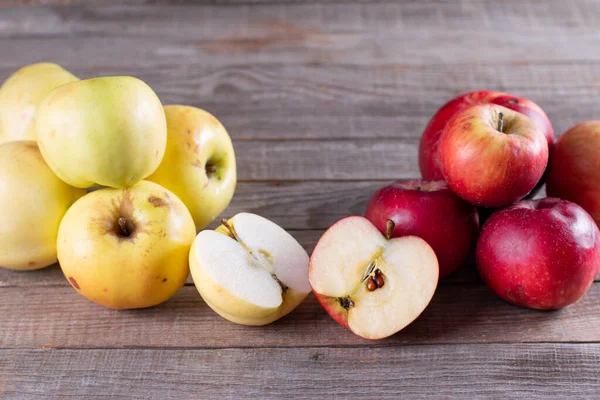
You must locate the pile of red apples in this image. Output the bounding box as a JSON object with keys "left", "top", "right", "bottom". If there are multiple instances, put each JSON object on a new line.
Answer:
{"left": 309, "top": 91, "right": 600, "bottom": 340}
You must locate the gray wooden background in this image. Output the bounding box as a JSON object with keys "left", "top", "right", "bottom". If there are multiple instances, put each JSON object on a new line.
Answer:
{"left": 1, "top": 1, "right": 599, "bottom": 399}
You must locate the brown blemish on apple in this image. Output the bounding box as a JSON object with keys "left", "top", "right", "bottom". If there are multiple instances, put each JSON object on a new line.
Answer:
{"left": 28, "top": 261, "right": 36, "bottom": 267}
{"left": 68, "top": 277, "right": 80, "bottom": 290}
{"left": 162, "top": 278, "right": 167, "bottom": 283}
{"left": 148, "top": 196, "right": 169, "bottom": 208}
{"left": 103, "top": 288, "right": 108, "bottom": 293}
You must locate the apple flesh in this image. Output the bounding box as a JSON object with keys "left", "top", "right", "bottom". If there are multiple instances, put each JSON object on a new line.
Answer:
{"left": 419, "top": 90, "right": 554, "bottom": 181}
{"left": 189, "top": 213, "right": 310, "bottom": 325}
{"left": 36, "top": 76, "right": 167, "bottom": 189}
{"left": 546, "top": 121, "right": 600, "bottom": 226}
{"left": 0, "top": 141, "right": 85, "bottom": 270}
{"left": 147, "top": 105, "right": 237, "bottom": 231}
{"left": 0, "top": 63, "right": 78, "bottom": 144}
{"left": 58, "top": 180, "right": 196, "bottom": 309}
{"left": 309, "top": 216, "right": 438, "bottom": 340}
{"left": 477, "top": 198, "right": 600, "bottom": 310}
{"left": 365, "top": 179, "right": 478, "bottom": 278}
{"left": 439, "top": 104, "right": 548, "bottom": 208}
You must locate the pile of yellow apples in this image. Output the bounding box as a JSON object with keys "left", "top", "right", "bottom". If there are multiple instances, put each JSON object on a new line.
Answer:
{"left": 0, "top": 62, "right": 312, "bottom": 325}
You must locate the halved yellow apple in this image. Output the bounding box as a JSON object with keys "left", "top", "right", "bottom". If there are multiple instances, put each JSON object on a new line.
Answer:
{"left": 189, "top": 213, "right": 310, "bottom": 325}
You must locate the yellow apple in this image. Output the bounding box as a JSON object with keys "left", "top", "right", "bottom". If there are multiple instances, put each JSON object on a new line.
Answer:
{"left": 36, "top": 76, "right": 167, "bottom": 189}
{"left": 0, "top": 141, "right": 85, "bottom": 270}
{"left": 189, "top": 213, "right": 310, "bottom": 325}
{"left": 57, "top": 180, "right": 196, "bottom": 310}
{"left": 147, "top": 105, "right": 236, "bottom": 231}
{"left": 0, "top": 62, "right": 78, "bottom": 144}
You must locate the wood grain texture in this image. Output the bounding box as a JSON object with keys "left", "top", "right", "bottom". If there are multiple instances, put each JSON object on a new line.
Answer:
{"left": 1, "top": 283, "right": 598, "bottom": 349}
{"left": 2, "top": 3, "right": 599, "bottom": 141}
{"left": 1, "top": 1, "right": 600, "bottom": 398}
{"left": 2, "top": 344, "right": 600, "bottom": 399}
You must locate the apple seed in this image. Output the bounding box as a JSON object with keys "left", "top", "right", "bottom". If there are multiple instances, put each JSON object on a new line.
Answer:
{"left": 367, "top": 269, "right": 385, "bottom": 292}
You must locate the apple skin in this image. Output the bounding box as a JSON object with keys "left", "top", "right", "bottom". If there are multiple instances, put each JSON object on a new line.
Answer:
{"left": 313, "top": 293, "right": 350, "bottom": 330}
{"left": 147, "top": 105, "right": 237, "bottom": 231}
{"left": 439, "top": 104, "right": 548, "bottom": 208}
{"left": 57, "top": 180, "right": 196, "bottom": 310}
{"left": 546, "top": 121, "right": 600, "bottom": 226}
{"left": 0, "top": 141, "right": 85, "bottom": 270}
{"left": 36, "top": 76, "right": 167, "bottom": 189}
{"left": 419, "top": 90, "right": 554, "bottom": 181}
{"left": 365, "top": 179, "right": 479, "bottom": 278}
{"left": 477, "top": 198, "right": 600, "bottom": 310}
{"left": 0, "top": 63, "right": 78, "bottom": 144}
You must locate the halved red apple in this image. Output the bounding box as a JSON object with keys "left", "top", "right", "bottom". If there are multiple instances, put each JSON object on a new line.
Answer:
{"left": 309, "top": 216, "right": 439, "bottom": 340}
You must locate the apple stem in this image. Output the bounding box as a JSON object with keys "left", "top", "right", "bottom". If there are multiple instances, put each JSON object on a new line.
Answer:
{"left": 497, "top": 112, "right": 504, "bottom": 133}
{"left": 118, "top": 217, "right": 130, "bottom": 237}
{"left": 206, "top": 164, "right": 217, "bottom": 177}
{"left": 385, "top": 219, "right": 395, "bottom": 240}
{"left": 221, "top": 218, "right": 242, "bottom": 242}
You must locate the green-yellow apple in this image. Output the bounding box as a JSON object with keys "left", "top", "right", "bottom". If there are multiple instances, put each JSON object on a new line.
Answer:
{"left": 189, "top": 213, "right": 310, "bottom": 325}
{"left": 309, "top": 216, "right": 438, "bottom": 340}
{"left": 0, "top": 62, "right": 78, "bottom": 144}
{"left": 147, "top": 105, "right": 236, "bottom": 231}
{"left": 36, "top": 76, "right": 167, "bottom": 189}
{"left": 0, "top": 141, "right": 85, "bottom": 270}
{"left": 58, "top": 180, "right": 196, "bottom": 309}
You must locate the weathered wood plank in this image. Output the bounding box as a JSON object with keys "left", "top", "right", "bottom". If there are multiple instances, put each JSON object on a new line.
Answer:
{"left": 232, "top": 139, "right": 416, "bottom": 180}
{"left": 2, "top": 63, "right": 597, "bottom": 141}
{"left": 1, "top": 3, "right": 599, "bottom": 141}
{"left": 2, "top": 344, "right": 600, "bottom": 399}
{"left": 0, "top": 283, "right": 598, "bottom": 348}
{"left": 1, "top": 2, "right": 600, "bottom": 68}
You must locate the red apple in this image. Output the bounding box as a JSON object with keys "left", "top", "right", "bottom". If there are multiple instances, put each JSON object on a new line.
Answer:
{"left": 477, "top": 198, "right": 600, "bottom": 310}
{"left": 365, "top": 179, "right": 478, "bottom": 278}
{"left": 439, "top": 104, "right": 548, "bottom": 208}
{"left": 546, "top": 121, "right": 600, "bottom": 225}
{"left": 309, "top": 216, "right": 438, "bottom": 340}
{"left": 419, "top": 90, "right": 554, "bottom": 180}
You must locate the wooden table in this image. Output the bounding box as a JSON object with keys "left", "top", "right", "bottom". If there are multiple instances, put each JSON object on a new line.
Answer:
{"left": 1, "top": 1, "right": 600, "bottom": 398}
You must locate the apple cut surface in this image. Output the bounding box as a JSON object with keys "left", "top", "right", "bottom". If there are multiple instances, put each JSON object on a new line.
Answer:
{"left": 309, "top": 217, "right": 438, "bottom": 340}
{"left": 190, "top": 213, "right": 310, "bottom": 325}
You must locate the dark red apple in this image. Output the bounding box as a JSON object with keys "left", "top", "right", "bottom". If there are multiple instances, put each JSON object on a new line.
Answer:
{"left": 419, "top": 90, "right": 554, "bottom": 180}
{"left": 477, "top": 198, "right": 600, "bottom": 310}
{"left": 365, "top": 179, "right": 479, "bottom": 278}
{"left": 546, "top": 121, "right": 600, "bottom": 226}
{"left": 439, "top": 104, "right": 548, "bottom": 208}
